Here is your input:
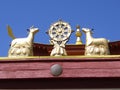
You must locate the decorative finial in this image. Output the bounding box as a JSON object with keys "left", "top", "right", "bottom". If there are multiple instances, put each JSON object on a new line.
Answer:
{"left": 75, "top": 25, "right": 83, "bottom": 45}
{"left": 76, "top": 25, "right": 80, "bottom": 29}
{"left": 58, "top": 19, "right": 63, "bottom": 21}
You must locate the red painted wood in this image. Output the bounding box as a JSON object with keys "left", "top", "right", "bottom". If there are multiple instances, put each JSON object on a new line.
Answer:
{"left": 2, "top": 41, "right": 120, "bottom": 88}
{"left": 0, "top": 57, "right": 120, "bottom": 79}
{"left": 0, "top": 61, "right": 120, "bottom": 71}
{"left": 0, "top": 57, "right": 120, "bottom": 88}
{"left": 0, "top": 69, "right": 120, "bottom": 79}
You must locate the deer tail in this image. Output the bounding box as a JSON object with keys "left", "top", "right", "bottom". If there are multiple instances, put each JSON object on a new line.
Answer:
{"left": 7, "top": 25, "right": 16, "bottom": 39}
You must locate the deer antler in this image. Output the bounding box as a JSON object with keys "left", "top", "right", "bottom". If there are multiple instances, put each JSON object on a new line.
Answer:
{"left": 30, "top": 25, "right": 34, "bottom": 29}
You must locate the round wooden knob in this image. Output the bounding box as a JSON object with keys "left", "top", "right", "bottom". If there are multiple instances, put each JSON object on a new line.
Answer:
{"left": 50, "top": 64, "right": 63, "bottom": 76}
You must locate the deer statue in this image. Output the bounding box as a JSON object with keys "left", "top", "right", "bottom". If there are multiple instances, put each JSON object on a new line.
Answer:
{"left": 7, "top": 25, "right": 39, "bottom": 57}
{"left": 82, "top": 28, "right": 110, "bottom": 56}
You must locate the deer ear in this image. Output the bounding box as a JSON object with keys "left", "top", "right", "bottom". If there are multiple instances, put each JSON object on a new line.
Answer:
{"left": 27, "top": 29, "right": 30, "bottom": 32}
{"left": 91, "top": 28, "right": 94, "bottom": 31}
{"left": 91, "top": 28, "right": 94, "bottom": 34}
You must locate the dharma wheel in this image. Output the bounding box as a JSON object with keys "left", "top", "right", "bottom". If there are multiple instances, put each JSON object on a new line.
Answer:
{"left": 48, "top": 20, "right": 72, "bottom": 41}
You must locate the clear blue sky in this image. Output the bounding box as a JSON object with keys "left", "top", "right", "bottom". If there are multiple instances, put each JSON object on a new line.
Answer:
{"left": 0, "top": 0, "right": 120, "bottom": 56}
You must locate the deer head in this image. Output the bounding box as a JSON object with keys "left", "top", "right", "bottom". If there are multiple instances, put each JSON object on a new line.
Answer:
{"left": 27, "top": 26, "right": 39, "bottom": 34}
{"left": 82, "top": 28, "right": 94, "bottom": 34}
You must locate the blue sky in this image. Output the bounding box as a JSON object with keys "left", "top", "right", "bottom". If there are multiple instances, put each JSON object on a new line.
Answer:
{"left": 0, "top": 0, "right": 120, "bottom": 56}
